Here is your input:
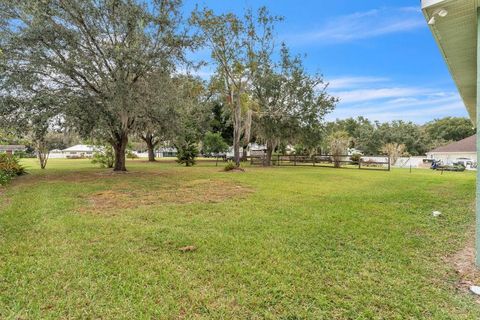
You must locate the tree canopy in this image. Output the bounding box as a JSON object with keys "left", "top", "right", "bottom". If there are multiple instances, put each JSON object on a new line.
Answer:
{"left": 1, "top": 0, "right": 195, "bottom": 171}
{"left": 325, "top": 116, "right": 475, "bottom": 156}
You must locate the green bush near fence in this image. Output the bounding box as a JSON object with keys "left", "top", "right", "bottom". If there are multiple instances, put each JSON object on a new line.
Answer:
{"left": 0, "top": 154, "right": 26, "bottom": 185}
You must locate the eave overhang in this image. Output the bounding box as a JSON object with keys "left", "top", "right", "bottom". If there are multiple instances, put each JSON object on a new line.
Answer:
{"left": 422, "top": 0, "right": 478, "bottom": 122}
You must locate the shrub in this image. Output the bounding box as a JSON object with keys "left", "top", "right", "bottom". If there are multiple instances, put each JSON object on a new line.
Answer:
{"left": 350, "top": 153, "right": 362, "bottom": 165}
{"left": 0, "top": 154, "right": 26, "bottom": 176}
{"left": 224, "top": 162, "right": 237, "bottom": 171}
{"left": 176, "top": 141, "right": 198, "bottom": 167}
{"left": 0, "top": 170, "right": 13, "bottom": 186}
{"left": 126, "top": 150, "right": 138, "bottom": 159}
{"left": 91, "top": 147, "right": 114, "bottom": 168}
{"left": 13, "top": 150, "right": 35, "bottom": 159}
{"left": 0, "top": 154, "right": 26, "bottom": 185}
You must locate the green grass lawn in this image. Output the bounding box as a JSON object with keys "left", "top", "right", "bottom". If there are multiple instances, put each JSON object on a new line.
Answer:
{"left": 1, "top": 158, "right": 479, "bottom": 319}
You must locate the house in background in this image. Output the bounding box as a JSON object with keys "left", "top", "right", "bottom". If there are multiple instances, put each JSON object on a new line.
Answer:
{"left": 62, "top": 144, "right": 98, "bottom": 158}
{"left": 225, "top": 143, "right": 267, "bottom": 158}
{"left": 426, "top": 135, "right": 477, "bottom": 166}
{"left": 0, "top": 145, "right": 26, "bottom": 155}
{"left": 132, "top": 147, "right": 178, "bottom": 158}
{"left": 158, "top": 147, "right": 177, "bottom": 158}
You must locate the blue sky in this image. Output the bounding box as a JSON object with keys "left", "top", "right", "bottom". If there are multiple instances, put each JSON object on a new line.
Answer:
{"left": 183, "top": 0, "right": 468, "bottom": 124}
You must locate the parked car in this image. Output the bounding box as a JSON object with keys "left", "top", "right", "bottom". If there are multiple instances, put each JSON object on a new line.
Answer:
{"left": 454, "top": 158, "right": 477, "bottom": 170}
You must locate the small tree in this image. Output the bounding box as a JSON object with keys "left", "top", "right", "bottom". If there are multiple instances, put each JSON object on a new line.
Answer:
{"left": 327, "top": 131, "right": 351, "bottom": 168}
{"left": 176, "top": 140, "right": 199, "bottom": 167}
{"left": 191, "top": 7, "right": 282, "bottom": 167}
{"left": 381, "top": 143, "right": 406, "bottom": 165}
{"left": 202, "top": 131, "right": 229, "bottom": 166}
{"left": 350, "top": 153, "right": 362, "bottom": 165}
{"left": 252, "top": 45, "right": 337, "bottom": 165}
{"left": 136, "top": 72, "right": 183, "bottom": 162}
{"left": 0, "top": 87, "right": 62, "bottom": 169}
{"left": 91, "top": 146, "right": 114, "bottom": 169}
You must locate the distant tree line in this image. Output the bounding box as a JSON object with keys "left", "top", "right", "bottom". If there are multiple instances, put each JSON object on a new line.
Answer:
{"left": 323, "top": 116, "right": 475, "bottom": 156}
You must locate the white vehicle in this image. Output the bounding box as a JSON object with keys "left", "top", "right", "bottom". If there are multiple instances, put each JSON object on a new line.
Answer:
{"left": 454, "top": 158, "right": 477, "bottom": 170}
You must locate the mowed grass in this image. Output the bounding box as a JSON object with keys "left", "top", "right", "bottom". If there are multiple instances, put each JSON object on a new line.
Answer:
{"left": 0, "top": 158, "right": 479, "bottom": 319}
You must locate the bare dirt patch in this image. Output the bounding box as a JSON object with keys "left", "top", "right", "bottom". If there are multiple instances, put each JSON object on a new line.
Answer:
{"left": 447, "top": 238, "right": 480, "bottom": 302}
{"left": 79, "top": 179, "right": 253, "bottom": 214}
{"left": 178, "top": 245, "right": 197, "bottom": 252}
{"left": 12, "top": 170, "right": 171, "bottom": 187}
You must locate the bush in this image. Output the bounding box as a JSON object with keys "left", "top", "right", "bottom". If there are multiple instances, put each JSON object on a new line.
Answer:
{"left": 91, "top": 147, "right": 114, "bottom": 168}
{"left": 126, "top": 150, "right": 138, "bottom": 159}
{"left": 176, "top": 141, "right": 198, "bottom": 167}
{"left": 0, "top": 154, "right": 26, "bottom": 186}
{"left": 13, "top": 150, "right": 35, "bottom": 159}
{"left": 350, "top": 153, "right": 362, "bottom": 165}
{"left": 224, "top": 162, "right": 237, "bottom": 171}
{"left": 0, "top": 153, "right": 26, "bottom": 176}
{"left": 0, "top": 170, "right": 13, "bottom": 186}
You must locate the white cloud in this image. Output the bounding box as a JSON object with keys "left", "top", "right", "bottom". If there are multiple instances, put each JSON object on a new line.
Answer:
{"left": 288, "top": 7, "right": 424, "bottom": 45}
{"left": 328, "top": 76, "right": 388, "bottom": 90}
{"left": 334, "top": 87, "right": 427, "bottom": 104}
{"left": 326, "top": 75, "right": 468, "bottom": 123}
{"left": 352, "top": 102, "right": 467, "bottom": 123}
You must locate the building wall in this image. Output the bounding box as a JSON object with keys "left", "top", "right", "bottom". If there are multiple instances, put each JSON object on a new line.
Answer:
{"left": 394, "top": 156, "right": 430, "bottom": 168}
{"left": 425, "top": 152, "right": 477, "bottom": 164}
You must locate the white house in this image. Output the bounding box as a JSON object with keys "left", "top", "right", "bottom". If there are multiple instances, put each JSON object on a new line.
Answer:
{"left": 0, "top": 145, "right": 26, "bottom": 155}
{"left": 133, "top": 147, "right": 178, "bottom": 158}
{"left": 158, "top": 147, "right": 177, "bottom": 157}
{"left": 61, "top": 144, "right": 99, "bottom": 158}
{"left": 426, "top": 135, "right": 476, "bottom": 166}
{"left": 225, "top": 143, "right": 266, "bottom": 158}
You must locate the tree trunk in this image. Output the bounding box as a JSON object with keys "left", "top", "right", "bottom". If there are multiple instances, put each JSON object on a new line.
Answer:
{"left": 141, "top": 132, "right": 158, "bottom": 162}
{"left": 146, "top": 137, "right": 156, "bottom": 162}
{"left": 265, "top": 140, "right": 276, "bottom": 167}
{"left": 265, "top": 147, "right": 273, "bottom": 167}
{"left": 242, "top": 146, "right": 248, "bottom": 161}
{"left": 147, "top": 147, "right": 155, "bottom": 162}
{"left": 36, "top": 141, "right": 49, "bottom": 169}
{"left": 233, "top": 99, "right": 242, "bottom": 167}
{"left": 242, "top": 109, "right": 253, "bottom": 161}
{"left": 112, "top": 133, "right": 128, "bottom": 171}
{"left": 37, "top": 152, "right": 48, "bottom": 169}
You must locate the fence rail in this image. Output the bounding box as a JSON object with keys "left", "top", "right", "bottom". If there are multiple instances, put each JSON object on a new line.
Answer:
{"left": 249, "top": 154, "right": 390, "bottom": 171}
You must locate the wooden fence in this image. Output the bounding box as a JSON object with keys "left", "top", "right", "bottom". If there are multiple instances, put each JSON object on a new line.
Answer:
{"left": 249, "top": 154, "right": 391, "bottom": 171}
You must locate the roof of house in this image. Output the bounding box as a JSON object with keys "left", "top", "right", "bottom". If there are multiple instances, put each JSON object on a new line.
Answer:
{"left": 428, "top": 134, "right": 476, "bottom": 153}
{"left": 62, "top": 144, "right": 98, "bottom": 152}
{"left": 0, "top": 145, "right": 26, "bottom": 151}
{"left": 422, "top": 0, "right": 478, "bottom": 121}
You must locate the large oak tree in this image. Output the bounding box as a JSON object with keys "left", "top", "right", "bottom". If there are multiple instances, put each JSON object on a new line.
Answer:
{"left": 0, "top": 0, "right": 193, "bottom": 171}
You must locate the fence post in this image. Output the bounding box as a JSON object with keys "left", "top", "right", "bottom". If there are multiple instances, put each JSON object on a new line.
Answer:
{"left": 278, "top": 154, "right": 280, "bottom": 166}
{"left": 388, "top": 156, "right": 391, "bottom": 171}
{"left": 358, "top": 158, "right": 361, "bottom": 170}
{"left": 313, "top": 155, "right": 316, "bottom": 167}
{"left": 294, "top": 154, "right": 297, "bottom": 166}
